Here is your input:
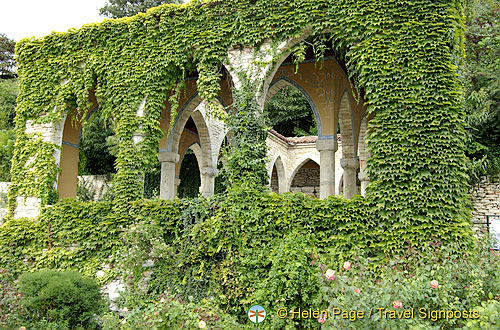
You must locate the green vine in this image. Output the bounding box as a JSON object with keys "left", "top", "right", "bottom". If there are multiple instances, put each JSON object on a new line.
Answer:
{"left": 8, "top": 0, "right": 473, "bottom": 253}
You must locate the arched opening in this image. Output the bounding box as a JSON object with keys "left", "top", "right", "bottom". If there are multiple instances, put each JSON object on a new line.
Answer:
{"left": 337, "top": 90, "right": 359, "bottom": 198}
{"left": 58, "top": 102, "right": 116, "bottom": 201}
{"left": 289, "top": 159, "right": 320, "bottom": 198}
{"left": 177, "top": 145, "right": 201, "bottom": 198}
{"left": 264, "top": 79, "right": 318, "bottom": 137}
{"left": 269, "top": 156, "right": 286, "bottom": 194}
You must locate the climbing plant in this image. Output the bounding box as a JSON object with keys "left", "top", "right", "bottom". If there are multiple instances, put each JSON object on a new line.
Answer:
{"left": 9, "top": 0, "right": 473, "bottom": 252}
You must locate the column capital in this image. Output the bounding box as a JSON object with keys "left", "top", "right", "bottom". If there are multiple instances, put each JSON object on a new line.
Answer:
{"left": 202, "top": 167, "right": 219, "bottom": 177}
{"left": 340, "top": 158, "right": 358, "bottom": 169}
{"left": 316, "top": 138, "right": 338, "bottom": 152}
{"left": 158, "top": 151, "right": 179, "bottom": 163}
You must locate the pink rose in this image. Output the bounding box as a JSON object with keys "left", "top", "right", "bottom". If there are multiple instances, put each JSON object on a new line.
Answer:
{"left": 325, "top": 269, "right": 335, "bottom": 280}
{"left": 430, "top": 280, "right": 439, "bottom": 289}
{"left": 393, "top": 301, "right": 403, "bottom": 309}
{"left": 354, "top": 288, "right": 360, "bottom": 294}
{"left": 154, "top": 311, "right": 159, "bottom": 316}
{"left": 343, "top": 261, "right": 351, "bottom": 270}
{"left": 318, "top": 316, "right": 326, "bottom": 324}
{"left": 19, "top": 327, "right": 26, "bottom": 330}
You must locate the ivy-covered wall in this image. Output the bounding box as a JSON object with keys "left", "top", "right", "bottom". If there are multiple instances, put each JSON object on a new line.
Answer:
{"left": 8, "top": 0, "right": 473, "bottom": 254}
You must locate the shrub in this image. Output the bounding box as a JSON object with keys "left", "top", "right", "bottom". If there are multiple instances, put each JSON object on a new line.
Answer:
{"left": 17, "top": 269, "right": 107, "bottom": 329}
{"left": 320, "top": 235, "right": 500, "bottom": 329}
{"left": 101, "top": 293, "right": 250, "bottom": 330}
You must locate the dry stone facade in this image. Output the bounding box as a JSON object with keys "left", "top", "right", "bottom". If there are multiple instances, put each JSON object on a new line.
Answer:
{"left": 470, "top": 178, "right": 500, "bottom": 230}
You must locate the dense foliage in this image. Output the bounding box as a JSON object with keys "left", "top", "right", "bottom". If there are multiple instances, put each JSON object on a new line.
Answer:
{"left": 78, "top": 112, "right": 117, "bottom": 175}
{"left": 100, "top": 0, "right": 183, "bottom": 18}
{"left": 177, "top": 149, "right": 201, "bottom": 198}
{"left": 0, "top": 34, "right": 16, "bottom": 77}
{"left": 0, "top": 199, "right": 497, "bottom": 328}
{"left": 17, "top": 270, "right": 106, "bottom": 329}
{"left": 264, "top": 86, "right": 317, "bottom": 137}
{"left": 0, "top": 78, "right": 17, "bottom": 181}
{"left": 8, "top": 0, "right": 473, "bottom": 255}
{"left": 464, "top": 0, "right": 500, "bottom": 181}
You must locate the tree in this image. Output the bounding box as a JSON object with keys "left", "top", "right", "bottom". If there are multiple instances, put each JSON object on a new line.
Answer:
{"left": 0, "top": 34, "right": 16, "bottom": 78}
{"left": 78, "top": 112, "right": 117, "bottom": 175}
{"left": 100, "top": 0, "right": 183, "bottom": 18}
{"left": 464, "top": 0, "right": 500, "bottom": 181}
{"left": 264, "top": 86, "right": 317, "bottom": 137}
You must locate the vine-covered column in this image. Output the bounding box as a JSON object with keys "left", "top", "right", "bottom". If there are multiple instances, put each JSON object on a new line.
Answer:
{"left": 10, "top": 119, "right": 64, "bottom": 218}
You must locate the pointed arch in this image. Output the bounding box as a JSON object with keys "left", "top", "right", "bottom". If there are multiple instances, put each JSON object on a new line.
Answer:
{"left": 265, "top": 76, "right": 322, "bottom": 136}
{"left": 269, "top": 155, "right": 287, "bottom": 194}
{"left": 288, "top": 157, "right": 320, "bottom": 192}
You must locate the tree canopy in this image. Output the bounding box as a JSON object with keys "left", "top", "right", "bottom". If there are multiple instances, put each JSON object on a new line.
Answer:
{"left": 0, "top": 34, "right": 16, "bottom": 78}
{"left": 464, "top": 0, "right": 500, "bottom": 181}
{"left": 100, "top": 0, "right": 184, "bottom": 18}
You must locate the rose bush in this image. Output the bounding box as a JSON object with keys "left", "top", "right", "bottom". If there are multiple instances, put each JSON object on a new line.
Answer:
{"left": 320, "top": 235, "right": 500, "bottom": 329}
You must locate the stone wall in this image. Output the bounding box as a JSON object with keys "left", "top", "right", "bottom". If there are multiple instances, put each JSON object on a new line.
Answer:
{"left": 290, "top": 162, "right": 320, "bottom": 198}
{"left": 470, "top": 178, "right": 500, "bottom": 229}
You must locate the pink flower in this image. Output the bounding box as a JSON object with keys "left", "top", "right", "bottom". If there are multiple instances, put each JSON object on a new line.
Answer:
{"left": 19, "top": 327, "right": 26, "bottom": 330}
{"left": 154, "top": 311, "right": 159, "bottom": 316}
{"left": 393, "top": 301, "right": 403, "bottom": 309}
{"left": 430, "top": 280, "right": 439, "bottom": 289}
{"left": 318, "top": 316, "right": 326, "bottom": 324}
{"left": 325, "top": 269, "right": 335, "bottom": 280}
{"left": 198, "top": 320, "right": 207, "bottom": 329}
{"left": 343, "top": 261, "right": 351, "bottom": 270}
{"left": 354, "top": 288, "right": 361, "bottom": 294}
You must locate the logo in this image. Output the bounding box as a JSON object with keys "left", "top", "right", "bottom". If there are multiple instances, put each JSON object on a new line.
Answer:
{"left": 248, "top": 305, "right": 266, "bottom": 324}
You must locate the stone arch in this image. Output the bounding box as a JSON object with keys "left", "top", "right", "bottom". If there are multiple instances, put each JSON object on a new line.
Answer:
{"left": 357, "top": 114, "right": 370, "bottom": 196}
{"left": 265, "top": 76, "right": 322, "bottom": 136}
{"left": 288, "top": 158, "right": 320, "bottom": 198}
{"left": 288, "top": 157, "right": 319, "bottom": 191}
{"left": 57, "top": 106, "right": 100, "bottom": 199}
{"left": 338, "top": 89, "right": 356, "bottom": 159}
{"left": 269, "top": 155, "right": 286, "bottom": 194}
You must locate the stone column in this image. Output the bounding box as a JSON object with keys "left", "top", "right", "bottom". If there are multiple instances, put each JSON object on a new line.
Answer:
{"left": 358, "top": 157, "right": 370, "bottom": 196}
{"left": 200, "top": 167, "right": 218, "bottom": 197}
{"left": 340, "top": 158, "right": 358, "bottom": 199}
{"left": 316, "top": 138, "right": 338, "bottom": 199}
{"left": 159, "top": 151, "right": 179, "bottom": 199}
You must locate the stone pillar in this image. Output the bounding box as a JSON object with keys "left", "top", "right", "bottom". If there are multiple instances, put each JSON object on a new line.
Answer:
{"left": 316, "top": 138, "right": 338, "bottom": 199}
{"left": 341, "top": 158, "right": 358, "bottom": 199}
{"left": 358, "top": 157, "right": 370, "bottom": 196}
{"left": 159, "top": 151, "right": 179, "bottom": 199}
{"left": 201, "top": 167, "right": 218, "bottom": 197}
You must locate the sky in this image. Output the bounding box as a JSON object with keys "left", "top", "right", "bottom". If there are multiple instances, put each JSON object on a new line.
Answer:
{"left": 1, "top": 0, "right": 108, "bottom": 41}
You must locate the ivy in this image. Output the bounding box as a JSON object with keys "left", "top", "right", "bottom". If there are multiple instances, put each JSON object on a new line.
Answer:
{"left": 8, "top": 0, "right": 474, "bottom": 254}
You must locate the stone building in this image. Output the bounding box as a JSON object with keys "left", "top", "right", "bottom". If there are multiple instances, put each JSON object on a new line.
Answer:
{"left": 14, "top": 36, "right": 372, "bottom": 218}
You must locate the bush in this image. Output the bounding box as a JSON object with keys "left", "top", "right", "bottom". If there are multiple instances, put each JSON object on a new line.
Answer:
{"left": 320, "top": 235, "right": 500, "bottom": 329}
{"left": 17, "top": 269, "right": 107, "bottom": 329}
{"left": 101, "top": 292, "right": 250, "bottom": 330}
